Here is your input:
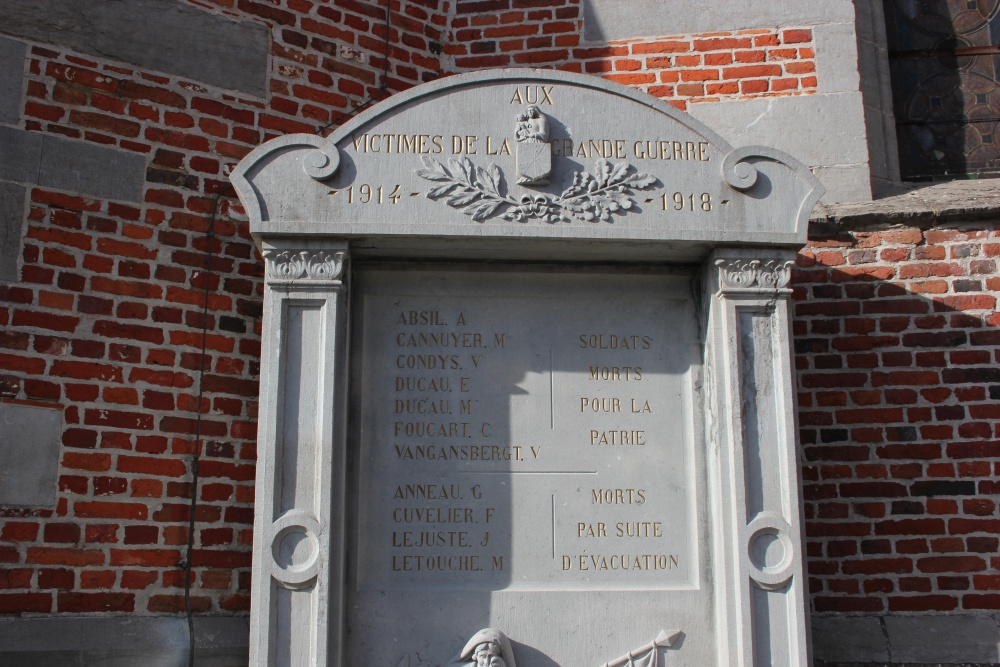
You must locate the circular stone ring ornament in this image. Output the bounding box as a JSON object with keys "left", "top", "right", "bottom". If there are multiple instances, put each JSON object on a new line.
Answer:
{"left": 270, "top": 511, "right": 322, "bottom": 587}
{"left": 744, "top": 511, "right": 796, "bottom": 591}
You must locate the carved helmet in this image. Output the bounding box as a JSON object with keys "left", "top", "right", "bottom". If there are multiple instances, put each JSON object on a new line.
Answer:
{"left": 458, "top": 628, "right": 517, "bottom": 667}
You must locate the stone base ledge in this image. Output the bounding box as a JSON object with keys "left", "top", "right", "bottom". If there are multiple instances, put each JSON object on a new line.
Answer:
{"left": 0, "top": 615, "right": 249, "bottom": 667}
{"left": 810, "top": 179, "right": 1000, "bottom": 231}
{"left": 812, "top": 613, "right": 1000, "bottom": 666}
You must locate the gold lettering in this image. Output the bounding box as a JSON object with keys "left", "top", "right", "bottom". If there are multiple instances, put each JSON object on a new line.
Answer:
{"left": 580, "top": 397, "right": 622, "bottom": 412}
{"left": 577, "top": 522, "right": 607, "bottom": 538}
{"left": 578, "top": 334, "right": 653, "bottom": 350}
{"left": 392, "top": 506, "right": 475, "bottom": 524}
{"left": 588, "top": 366, "right": 643, "bottom": 381}
{"left": 391, "top": 554, "right": 481, "bottom": 572}
{"left": 510, "top": 85, "right": 555, "bottom": 104}
{"left": 614, "top": 521, "right": 662, "bottom": 538}
{"left": 589, "top": 430, "right": 646, "bottom": 446}
{"left": 562, "top": 554, "right": 680, "bottom": 572}
{"left": 591, "top": 488, "right": 647, "bottom": 504}
{"left": 631, "top": 399, "right": 652, "bottom": 413}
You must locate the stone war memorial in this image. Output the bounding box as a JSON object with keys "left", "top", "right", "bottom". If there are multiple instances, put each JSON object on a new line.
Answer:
{"left": 231, "top": 69, "right": 823, "bottom": 667}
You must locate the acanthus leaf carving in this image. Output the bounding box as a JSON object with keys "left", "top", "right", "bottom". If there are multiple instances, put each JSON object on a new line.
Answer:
{"left": 264, "top": 250, "right": 345, "bottom": 282}
{"left": 715, "top": 258, "right": 794, "bottom": 292}
{"left": 416, "top": 155, "right": 659, "bottom": 224}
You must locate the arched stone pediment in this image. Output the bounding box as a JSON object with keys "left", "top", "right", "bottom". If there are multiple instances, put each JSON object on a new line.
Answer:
{"left": 232, "top": 69, "right": 822, "bottom": 259}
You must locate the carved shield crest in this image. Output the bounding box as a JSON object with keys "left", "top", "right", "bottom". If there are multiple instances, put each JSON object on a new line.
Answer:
{"left": 516, "top": 141, "right": 552, "bottom": 185}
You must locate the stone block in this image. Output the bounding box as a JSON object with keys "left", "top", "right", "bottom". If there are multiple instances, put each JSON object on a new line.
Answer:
{"left": 0, "top": 0, "right": 269, "bottom": 97}
{"left": 811, "top": 616, "right": 889, "bottom": 663}
{"left": 814, "top": 22, "right": 861, "bottom": 94}
{"left": 810, "top": 164, "right": 874, "bottom": 203}
{"left": 0, "top": 124, "right": 41, "bottom": 183}
{"left": 583, "top": 0, "right": 855, "bottom": 42}
{"left": 37, "top": 131, "right": 145, "bottom": 202}
{"left": 687, "top": 92, "right": 871, "bottom": 202}
{"left": 886, "top": 614, "right": 1000, "bottom": 664}
{"left": 0, "top": 615, "right": 250, "bottom": 666}
{"left": 0, "top": 36, "right": 25, "bottom": 124}
{"left": 0, "top": 400, "right": 63, "bottom": 507}
{"left": 0, "top": 181, "right": 25, "bottom": 282}
{"left": 0, "top": 125, "right": 144, "bottom": 202}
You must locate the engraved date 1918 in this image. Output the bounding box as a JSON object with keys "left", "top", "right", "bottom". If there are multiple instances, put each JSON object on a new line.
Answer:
{"left": 662, "top": 192, "right": 713, "bottom": 212}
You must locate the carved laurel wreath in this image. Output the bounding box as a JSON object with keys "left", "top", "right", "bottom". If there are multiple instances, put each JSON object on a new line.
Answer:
{"left": 416, "top": 156, "right": 658, "bottom": 223}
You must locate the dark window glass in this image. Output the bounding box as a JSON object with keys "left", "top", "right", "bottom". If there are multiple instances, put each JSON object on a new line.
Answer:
{"left": 884, "top": 0, "right": 1000, "bottom": 179}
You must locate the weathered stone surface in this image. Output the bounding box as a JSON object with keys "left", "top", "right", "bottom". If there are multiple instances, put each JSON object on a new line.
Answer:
{"left": 0, "top": 36, "right": 25, "bottom": 125}
{"left": 0, "top": 0, "right": 269, "bottom": 97}
{"left": 813, "top": 614, "right": 1000, "bottom": 665}
{"left": 887, "top": 615, "right": 1000, "bottom": 664}
{"left": 814, "top": 22, "right": 862, "bottom": 94}
{"left": 0, "top": 125, "right": 41, "bottom": 184}
{"left": 0, "top": 400, "right": 63, "bottom": 507}
{"left": 582, "top": 0, "right": 855, "bottom": 42}
{"left": 350, "top": 267, "right": 702, "bottom": 665}
{"left": 687, "top": 92, "right": 871, "bottom": 203}
{"left": 239, "top": 70, "right": 818, "bottom": 667}
{"left": 811, "top": 616, "right": 889, "bottom": 663}
{"left": 810, "top": 179, "right": 1000, "bottom": 231}
{"left": 0, "top": 616, "right": 250, "bottom": 666}
{"left": 0, "top": 125, "right": 144, "bottom": 202}
{"left": 37, "top": 131, "right": 145, "bottom": 202}
{"left": 233, "top": 69, "right": 824, "bottom": 257}
{"left": 0, "top": 181, "right": 25, "bottom": 282}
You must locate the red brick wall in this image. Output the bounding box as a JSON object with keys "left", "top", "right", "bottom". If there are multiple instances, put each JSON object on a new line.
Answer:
{"left": 796, "top": 225, "right": 1000, "bottom": 614}
{"left": 0, "top": 0, "right": 995, "bottom": 621}
{"left": 447, "top": 1, "right": 817, "bottom": 110}
{"left": 1, "top": 0, "right": 430, "bottom": 616}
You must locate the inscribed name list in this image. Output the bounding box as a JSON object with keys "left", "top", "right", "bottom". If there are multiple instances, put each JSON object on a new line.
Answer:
{"left": 355, "top": 271, "right": 698, "bottom": 590}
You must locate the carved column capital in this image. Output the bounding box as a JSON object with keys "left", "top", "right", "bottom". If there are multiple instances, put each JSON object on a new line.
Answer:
{"left": 263, "top": 248, "right": 347, "bottom": 285}
{"left": 714, "top": 258, "right": 794, "bottom": 295}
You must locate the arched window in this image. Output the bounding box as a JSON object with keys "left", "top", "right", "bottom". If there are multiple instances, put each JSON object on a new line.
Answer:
{"left": 885, "top": 0, "right": 1000, "bottom": 179}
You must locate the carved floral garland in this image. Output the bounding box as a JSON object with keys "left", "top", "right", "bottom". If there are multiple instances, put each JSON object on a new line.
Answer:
{"left": 416, "top": 156, "right": 658, "bottom": 223}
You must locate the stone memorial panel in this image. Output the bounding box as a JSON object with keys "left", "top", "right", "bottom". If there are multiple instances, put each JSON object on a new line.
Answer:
{"left": 232, "top": 69, "right": 823, "bottom": 667}
{"left": 353, "top": 267, "right": 700, "bottom": 590}
{"left": 346, "top": 266, "right": 709, "bottom": 665}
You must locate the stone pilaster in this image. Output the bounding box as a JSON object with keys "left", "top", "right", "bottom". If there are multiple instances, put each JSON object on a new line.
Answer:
{"left": 250, "top": 242, "right": 350, "bottom": 666}
{"left": 703, "top": 248, "right": 810, "bottom": 666}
